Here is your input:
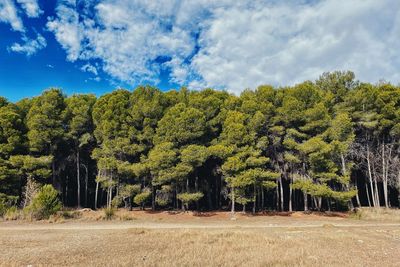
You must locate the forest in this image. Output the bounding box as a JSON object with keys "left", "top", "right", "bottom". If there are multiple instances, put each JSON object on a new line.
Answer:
{"left": 1, "top": 71, "right": 399, "bottom": 215}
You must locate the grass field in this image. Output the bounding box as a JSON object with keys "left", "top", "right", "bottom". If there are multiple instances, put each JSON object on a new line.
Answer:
{"left": 1, "top": 209, "right": 399, "bottom": 266}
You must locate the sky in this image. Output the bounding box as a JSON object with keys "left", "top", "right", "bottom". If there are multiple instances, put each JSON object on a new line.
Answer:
{"left": 0, "top": 0, "right": 399, "bottom": 102}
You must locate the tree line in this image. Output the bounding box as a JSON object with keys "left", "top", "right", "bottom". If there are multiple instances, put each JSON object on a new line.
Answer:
{"left": 0, "top": 71, "right": 399, "bottom": 213}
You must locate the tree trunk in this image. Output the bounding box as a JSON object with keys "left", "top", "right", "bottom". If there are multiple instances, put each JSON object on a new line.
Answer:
{"left": 327, "top": 198, "right": 331, "bottom": 211}
{"left": 366, "top": 145, "right": 377, "bottom": 207}
{"left": 365, "top": 182, "right": 371, "bottom": 207}
{"left": 152, "top": 186, "right": 155, "bottom": 211}
{"left": 303, "top": 192, "right": 308, "bottom": 211}
{"left": 261, "top": 188, "right": 264, "bottom": 211}
{"left": 231, "top": 187, "right": 235, "bottom": 214}
{"left": 94, "top": 180, "right": 99, "bottom": 210}
{"left": 289, "top": 177, "right": 293, "bottom": 212}
{"left": 253, "top": 184, "right": 256, "bottom": 214}
{"left": 355, "top": 185, "right": 361, "bottom": 207}
{"left": 195, "top": 175, "right": 199, "bottom": 210}
{"left": 341, "top": 153, "right": 353, "bottom": 210}
{"left": 313, "top": 196, "right": 318, "bottom": 210}
{"left": 76, "top": 150, "right": 81, "bottom": 208}
{"left": 52, "top": 160, "right": 56, "bottom": 188}
{"left": 373, "top": 174, "right": 380, "bottom": 207}
{"left": 279, "top": 177, "right": 284, "bottom": 211}
{"left": 318, "top": 197, "right": 322, "bottom": 211}
{"left": 382, "top": 143, "right": 389, "bottom": 208}
{"left": 84, "top": 164, "right": 88, "bottom": 208}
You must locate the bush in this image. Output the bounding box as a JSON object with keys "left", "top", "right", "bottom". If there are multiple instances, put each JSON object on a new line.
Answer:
{"left": 103, "top": 207, "right": 115, "bottom": 220}
{"left": 4, "top": 206, "right": 20, "bottom": 220}
{"left": 60, "top": 210, "right": 82, "bottom": 219}
{"left": 25, "top": 185, "right": 62, "bottom": 220}
{"left": 0, "top": 194, "right": 18, "bottom": 217}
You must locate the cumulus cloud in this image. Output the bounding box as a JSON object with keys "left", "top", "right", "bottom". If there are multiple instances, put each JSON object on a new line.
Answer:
{"left": 0, "top": 0, "right": 24, "bottom": 31}
{"left": 8, "top": 33, "right": 47, "bottom": 56}
{"left": 189, "top": 0, "right": 400, "bottom": 93}
{"left": 47, "top": 0, "right": 400, "bottom": 93}
{"left": 16, "top": 0, "right": 42, "bottom": 18}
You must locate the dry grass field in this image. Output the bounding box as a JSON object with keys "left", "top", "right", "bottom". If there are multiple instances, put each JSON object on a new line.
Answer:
{"left": 0, "top": 209, "right": 399, "bottom": 266}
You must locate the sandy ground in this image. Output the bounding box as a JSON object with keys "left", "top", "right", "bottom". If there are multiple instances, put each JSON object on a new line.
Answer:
{"left": 0, "top": 211, "right": 399, "bottom": 266}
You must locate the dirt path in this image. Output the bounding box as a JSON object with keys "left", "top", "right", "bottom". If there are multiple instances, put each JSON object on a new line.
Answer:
{"left": 1, "top": 221, "right": 399, "bottom": 230}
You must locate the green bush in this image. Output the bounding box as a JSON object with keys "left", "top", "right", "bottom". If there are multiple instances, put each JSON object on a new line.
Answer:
{"left": 25, "top": 184, "right": 62, "bottom": 220}
{"left": 103, "top": 207, "right": 115, "bottom": 220}
{"left": 4, "top": 206, "right": 19, "bottom": 220}
{"left": 0, "top": 194, "right": 18, "bottom": 217}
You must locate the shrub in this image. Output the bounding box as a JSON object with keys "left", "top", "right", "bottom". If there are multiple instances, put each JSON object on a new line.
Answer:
{"left": 25, "top": 185, "right": 62, "bottom": 220}
{"left": 104, "top": 207, "right": 115, "bottom": 220}
{"left": 4, "top": 206, "right": 20, "bottom": 220}
{"left": 60, "top": 210, "right": 82, "bottom": 219}
{"left": 0, "top": 194, "right": 18, "bottom": 217}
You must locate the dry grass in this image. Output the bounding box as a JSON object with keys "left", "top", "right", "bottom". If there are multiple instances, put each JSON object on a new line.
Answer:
{"left": 1, "top": 209, "right": 399, "bottom": 266}
{"left": 351, "top": 207, "right": 400, "bottom": 222}
{"left": 0, "top": 225, "right": 399, "bottom": 266}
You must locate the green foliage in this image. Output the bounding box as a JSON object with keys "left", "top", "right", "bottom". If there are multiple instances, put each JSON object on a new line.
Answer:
{"left": 103, "top": 207, "right": 115, "bottom": 220}
{"left": 177, "top": 192, "right": 204, "bottom": 209}
{"left": 155, "top": 103, "right": 206, "bottom": 145}
{"left": 3, "top": 71, "right": 400, "bottom": 213}
{"left": 27, "top": 89, "right": 66, "bottom": 154}
{"left": 25, "top": 185, "right": 62, "bottom": 220}
{"left": 4, "top": 206, "right": 19, "bottom": 220}
{"left": 0, "top": 193, "right": 18, "bottom": 217}
{"left": 156, "top": 185, "right": 173, "bottom": 206}
{"left": 133, "top": 189, "right": 152, "bottom": 207}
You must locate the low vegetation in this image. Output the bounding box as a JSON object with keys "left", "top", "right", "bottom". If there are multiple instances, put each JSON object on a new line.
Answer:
{"left": 351, "top": 208, "right": 400, "bottom": 222}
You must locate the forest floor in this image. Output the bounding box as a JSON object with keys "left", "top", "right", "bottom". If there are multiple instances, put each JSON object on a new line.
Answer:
{"left": 1, "top": 209, "right": 400, "bottom": 266}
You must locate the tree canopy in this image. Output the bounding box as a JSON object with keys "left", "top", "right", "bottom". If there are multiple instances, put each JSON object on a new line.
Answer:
{"left": 1, "top": 71, "right": 400, "bottom": 212}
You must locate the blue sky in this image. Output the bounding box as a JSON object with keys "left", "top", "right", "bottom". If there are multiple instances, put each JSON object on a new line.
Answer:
{"left": 0, "top": 0, "right": 399, "bottom": 102}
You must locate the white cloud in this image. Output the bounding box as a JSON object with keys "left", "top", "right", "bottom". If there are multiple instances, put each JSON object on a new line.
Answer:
{"left": 16, "top": 0, "right": 42, "bottom": 18}
{"left": 81, "top": 63, "right": 98, "bottom": 76}
{"left": 47, "top": 0, "right": 400, "bottom": 93}
{"left": 9, "top": 33, "right": 47, "bottom": 56}
{"left": 190, "top": 0, "right": 400, "bottom": 93}
{"left": 0, "top": 0, "right": 24, "bottom": 31}
{"left": 47, "top": 1, "right": 82, "bottom": 61}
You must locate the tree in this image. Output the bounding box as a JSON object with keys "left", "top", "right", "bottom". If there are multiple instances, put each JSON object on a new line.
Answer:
{"left": 26, "top": 89, "right": 66, "bottom": 191}
{"left": 65, "top": 94, "right": 96, "bottom": 207}
{"left": 92, "top": 90, "right": 134, "bottom": 208}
